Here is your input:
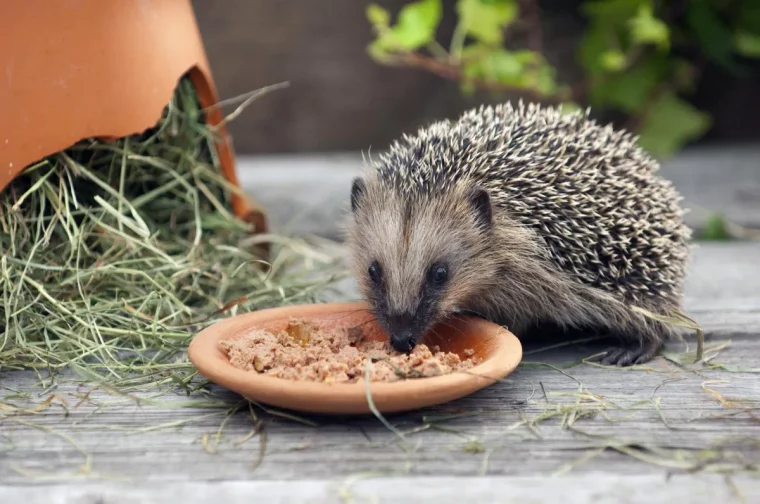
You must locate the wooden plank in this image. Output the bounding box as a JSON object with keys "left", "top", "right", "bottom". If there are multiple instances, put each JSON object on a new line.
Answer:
{"left": 1, "top": 335, "right": 758, "bottom": 483}
{"left": 0, "top": 243, "right": 758, "bottom": 497}
{"left": 2, "top": 474, "right": 759, "bottom": 504}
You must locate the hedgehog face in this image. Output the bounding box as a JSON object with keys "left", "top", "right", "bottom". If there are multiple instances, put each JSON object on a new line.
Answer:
{"left": 347, "top": 176, "right": 498, "bottom": 352}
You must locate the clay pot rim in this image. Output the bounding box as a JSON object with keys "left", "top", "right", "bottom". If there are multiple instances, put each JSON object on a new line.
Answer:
{"left": 187, "top": 301, "right": 523, "bottom": 415}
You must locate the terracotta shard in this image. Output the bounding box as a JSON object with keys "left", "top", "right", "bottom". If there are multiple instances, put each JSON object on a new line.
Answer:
{"left": 0, "top": 0, "right": 266, "bottom": 233}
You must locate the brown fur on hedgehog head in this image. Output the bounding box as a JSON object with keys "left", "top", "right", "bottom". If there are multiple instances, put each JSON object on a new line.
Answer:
{"left": 347, "top": 172, "right": 520, "bottom": 352}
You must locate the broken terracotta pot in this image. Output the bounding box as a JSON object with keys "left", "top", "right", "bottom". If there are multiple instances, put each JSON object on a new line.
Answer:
{"left": 0, "top": 0, "right": 266, "bottom": 233}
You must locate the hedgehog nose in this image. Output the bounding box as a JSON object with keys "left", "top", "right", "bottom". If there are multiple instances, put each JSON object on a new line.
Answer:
{"left": 386, "top": 313, "right": 416, "bottom": 353}
{"left": 390, "top": 330, "right": 415, "bottom": 353}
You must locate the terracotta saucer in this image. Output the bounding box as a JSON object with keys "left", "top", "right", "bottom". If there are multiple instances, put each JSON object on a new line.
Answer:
{"left": 187, "top": 302, "right": 522, "bottom": 415}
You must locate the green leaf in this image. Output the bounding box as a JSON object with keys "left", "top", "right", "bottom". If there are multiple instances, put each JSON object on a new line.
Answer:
{"left": 459, "top": 80, "right": 477, "bottom": 96}
{"left": 581, "top": 0, "right": 644, "bottom": 24}
{"left": 600, "top": 50, "right": 627, "bottom": 71}
{"left": 464, "top": 48, "right": 525, "bottom": 85}
{"left": 637, "top": 93, "right": 711, "bottom": 158}
{"left": 374, "top": 0, "right": 443, "bottom": 52}
{"left": 735, "top": 30, "right": 760, "bottom": 58}
{"left": 559, "top": 102, "right": 582, "bottom": 116}
{"left": 456, "top": 0, "right": 518, "bottom": 45}
{"left": 512, "top": 49, "right": 541, "bottom": 65}
{"left": 534, "top": 63, "right": 558, "bottom": 96}
{"left": 701, "top": 213, "right": 732, "bottom": 241}
{"left": 738, "top": 4, "right": 760, "bottom": 33}
{"left": 578, "top": 25, "right": 613, "bottom": 75}
{"left": 366, "top": 4, "right": 391, "bottom": 29}
{"left": 367, "top": 39, "right": 390, "bottom": 62}
{"left": 628, "top": 4, "right": 669, "bottom": 50}
{"left": 589, "top": 56, "right": 667, "bottom": 112}
{"left": 580, "top": 1, "right": 671, "bottom": 76}
{"left": 686, "top": 1, "right": 741, "bottom": 73}
{"left": 462, "top": 47, "right": 558, "bottom": 97}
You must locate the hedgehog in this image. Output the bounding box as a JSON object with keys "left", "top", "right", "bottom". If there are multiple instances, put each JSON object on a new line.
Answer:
{"left": 345, "top": 101, "right": 692, "bottom": 367}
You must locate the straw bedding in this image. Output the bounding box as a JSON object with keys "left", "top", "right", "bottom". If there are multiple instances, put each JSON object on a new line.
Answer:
{"left": 0, "top": 76, "right": 336, "bottom": 387}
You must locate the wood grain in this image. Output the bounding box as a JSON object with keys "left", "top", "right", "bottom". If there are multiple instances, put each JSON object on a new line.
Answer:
{"left": 1, "top": 242, "right": 759, "bottom": 502}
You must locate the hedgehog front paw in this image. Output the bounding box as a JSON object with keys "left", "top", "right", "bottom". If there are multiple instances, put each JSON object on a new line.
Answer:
{"left": 598, "top": 340, "right": 662, "bottom": 367}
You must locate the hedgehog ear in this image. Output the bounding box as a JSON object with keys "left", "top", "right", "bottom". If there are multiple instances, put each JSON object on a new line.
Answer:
{"left": 466, "top": 187, "right": 492, "bottom": 229}
{"left": 350, "top": 177, "right": 366, "bottom": 213}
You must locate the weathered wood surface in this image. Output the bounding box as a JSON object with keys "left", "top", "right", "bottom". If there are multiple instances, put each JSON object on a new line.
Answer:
{"left": 4, "top": 474, "right": 760, "bottom": 504}
{"left": 1, "top": 242, "right": 759, "bottom": 503}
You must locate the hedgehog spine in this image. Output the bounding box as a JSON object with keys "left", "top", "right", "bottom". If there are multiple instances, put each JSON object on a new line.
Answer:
{"left": 346, "top": 101, "right": 692, "bottom": 366}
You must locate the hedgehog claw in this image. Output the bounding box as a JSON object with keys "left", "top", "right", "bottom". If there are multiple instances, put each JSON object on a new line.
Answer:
{"left": 598, "top": 341, "right": 662, "bottom": 367}
{"left": 599, "top": 347, "right": 631, "bottom": 366}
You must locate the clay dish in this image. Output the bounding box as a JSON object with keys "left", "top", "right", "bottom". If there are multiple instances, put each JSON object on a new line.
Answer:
{"left": 188, "top": 302, "right": 522, "bottom": 415}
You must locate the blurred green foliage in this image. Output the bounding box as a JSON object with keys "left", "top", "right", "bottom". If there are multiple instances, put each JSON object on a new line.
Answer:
{"left": 700, "top": 213, "right": 733, "bottom": 240}
{"left": 366, "top": 0, "right": 760, "bottom": 158}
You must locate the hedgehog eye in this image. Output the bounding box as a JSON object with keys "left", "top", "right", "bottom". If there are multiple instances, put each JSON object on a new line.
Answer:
{"left": 427, "top": 263, "right": 448, "bottom": 286}
{"left": 368, "top": 261, "right": 382, "bottom": 284}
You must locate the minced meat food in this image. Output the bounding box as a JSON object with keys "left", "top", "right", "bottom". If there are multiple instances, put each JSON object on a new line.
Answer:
{"left": 219, "top": 319, "right": 480, "bottom": 383}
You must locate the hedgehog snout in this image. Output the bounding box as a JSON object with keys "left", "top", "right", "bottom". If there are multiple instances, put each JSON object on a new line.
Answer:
{"left": 385, "top": 312, "right": 419, "bottom": 353}
{"left": 390, "top": 330, "right": 415, "bottom": 353}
